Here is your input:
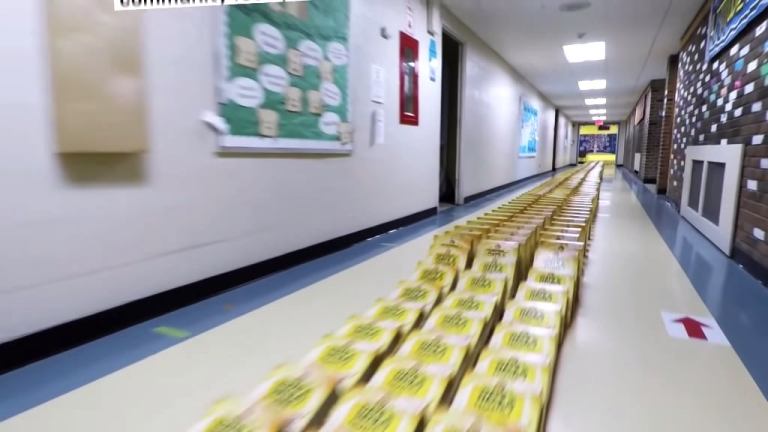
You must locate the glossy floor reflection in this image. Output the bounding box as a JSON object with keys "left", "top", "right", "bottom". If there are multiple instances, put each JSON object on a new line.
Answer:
{"left": 548, "top": 168, "right": 767, "bottom": 431}
{"left": 0, "top": 166, "right": 765, "bottom": 432}
{"left": 0, "top": 170, "right": 564, "bottom": 422}
{"left": 621, "top": 168, "right": 768, "bottom": 399}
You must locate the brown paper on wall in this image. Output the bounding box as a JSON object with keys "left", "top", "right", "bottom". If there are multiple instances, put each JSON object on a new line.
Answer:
{"left": 48, "top": 1, "right": 147, "bottom": 153}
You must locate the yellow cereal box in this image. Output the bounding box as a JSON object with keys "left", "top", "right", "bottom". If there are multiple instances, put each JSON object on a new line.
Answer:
{"left": 396, "top": 330, "right": 470, "bottom": 378}
{"left": 319, "top": 388, "right": 420, "bottom": 432}
{"left": 422, "top": 309, "right": 486, "bottom": 348}
{"left": 466, "top": 220, "right": 500, "bottom": 229}
{"left": 302, "top": 340, "right": 378, "bottom": 393}
{"left": 431, "top": 233, "right": 473, "bottom": 254}
{"left": 540, "top": 231, "right": 582, "bottom": 243}
{"left": 501, "top": 302, "right": 564, "bottom": 341}
{"left": 450, "top": 226, "right": 487, "bottom": 245}
{"left": 484, "top": 233, "right": 518, "bottom": 243}
{"left": 188, "top": 398, "right": 276, "bottom": 432}
{"left": 474, "top": 240, "right": 520, "bottom": 262}
{"left": 537, "top": 239, "right": 585, "bottom": 264}
{"left": 479, "top": 214, "right": 510, "bottom": 222}
{"left": 473, "top": 350, "right": 553, "bottom": 401}
{"left": 424, "top": 409, "right": 505, "bottom": 431}
{"left": 241, "top": 365, "right": 336, "bottom": 432}
{"left": 390, "top": 282, "right": 441, "bottom": 313}
{"left": 542, "top": 226, "right": 586, "bottom": 242}
{"left": 335, "top": 317, "right": 401, "bottom": 354}
{"left": 516, "top": 281, "right": 571, "bottom": 324}
{"left": 439, "top": 292, "right": 497, "bottom": 322}
{"left": 489, "top": 208, "right": 520, "bottom": 215}
{"left": 487, "top": 324, "right": 558, "bottom": 361}
{"left": 547, "top": 221, "right": 589, "bottom": 239}
{"left": 531, "top": 246, "right": 580, "bottom": 278}
{"left": 450, "top": 374, "right": 542, "bottom": 432}
{"left": 454, "top": 271, "right": 507, "bottom": 304}
{"left": 426, "top": 247, "right": 469, "bottom": 271}
{"left": 412, "top": 263, "right": 457, "bottom": 293}
{"left": 454, "top": 224, "right": 492, "bottom": 235}
{"left": 368, "top": 357, "right": 450, "bottom": 417}
{"left": 364, "top": 299, "right": 422, "bottom": 332}
{"left": 471, "top": 258, "right": 517, "bottom": 292}
{"left": 527, "top": 268, "right": 577, "bottom": 299}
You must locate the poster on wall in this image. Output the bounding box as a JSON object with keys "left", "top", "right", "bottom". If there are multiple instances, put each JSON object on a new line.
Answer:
{"left": 707, "top": 0, "right": 768, "bottom": 60}
{"left": 520, "top": 100, "right": 539, "bottom": 158}
{"left": 578, "top": 124, "right": 618, "bottom": 163}
{"left": 217, "top": 2, "right": 352, "bottom": 153}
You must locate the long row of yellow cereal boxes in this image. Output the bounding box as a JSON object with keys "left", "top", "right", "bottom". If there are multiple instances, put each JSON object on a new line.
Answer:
{"left": 189, "top": 162, "right": 604, "bottom": 432}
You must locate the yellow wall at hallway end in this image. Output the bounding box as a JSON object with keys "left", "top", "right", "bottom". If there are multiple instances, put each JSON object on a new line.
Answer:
{"left": 580, "top": 153, "right": 617, "bottom": 164}
{"left": 579, "top": 124, "right": 618, "bottom": 135}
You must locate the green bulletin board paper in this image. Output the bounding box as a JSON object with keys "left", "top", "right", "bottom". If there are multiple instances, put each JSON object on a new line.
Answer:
{"left": 219, "top": 2, "right": 352, "bottom": 153}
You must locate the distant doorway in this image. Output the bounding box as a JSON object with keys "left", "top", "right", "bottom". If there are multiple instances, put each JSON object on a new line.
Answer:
{"left": 439, "top": 30, "right": 462, "bottom": 207}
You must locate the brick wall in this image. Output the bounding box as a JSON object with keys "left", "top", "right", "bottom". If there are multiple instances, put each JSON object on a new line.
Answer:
{"left": 657, "top": 55, "right": 679, "bottom": 194}
{"left": 670, "top": 10, "right": 768, "bottom": 273}
{"left": 624, "top": 80, "right": 666, "bottom": 182}
{"left": 623, "top": 91, "right": 644, "bottom": 170}
{"left": 623, "top": 99, "right": 640, "bottom": 169}
{"left": 641, "top": 79, "right": 666, "bottom": 182}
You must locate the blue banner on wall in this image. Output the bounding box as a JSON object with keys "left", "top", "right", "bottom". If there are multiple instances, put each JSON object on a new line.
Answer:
{"left": 707, "top": 0, "right": 768, "bottom": 60}
{"left": 520, "top": 100, "right": 539, "bottom": 158}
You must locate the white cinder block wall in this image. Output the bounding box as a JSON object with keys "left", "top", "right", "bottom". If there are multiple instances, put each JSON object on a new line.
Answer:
{"left": 0, "top": 0, "right": 564, "bottom": 342}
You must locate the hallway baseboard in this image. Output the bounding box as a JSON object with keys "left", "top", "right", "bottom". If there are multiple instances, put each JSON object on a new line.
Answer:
{"left": 0, "top": 207, "right": 437, "bottom": 374}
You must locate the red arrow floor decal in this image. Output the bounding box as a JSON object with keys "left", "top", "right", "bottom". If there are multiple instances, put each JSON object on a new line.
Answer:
{"left": 673, "top": 317, "right": 710, "bottom": 340}
{"left": 661, "top": 311, "right": 730, "bottom": 346}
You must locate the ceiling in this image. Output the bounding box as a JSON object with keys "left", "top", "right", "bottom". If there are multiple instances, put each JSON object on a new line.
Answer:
{"left": 442, "top": 0, "right": 705, "bottom": 123}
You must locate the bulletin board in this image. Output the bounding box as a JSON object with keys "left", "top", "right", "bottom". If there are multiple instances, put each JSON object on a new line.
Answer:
{"left": 578, "top": 124, "right": 618, "bottom": 163}
{"left": 217, "top": 2, "right": 352, "bottom": 153}
{"left": 520, "top": 100, "right": 539, "bottom": 158}
{"left": 707, "top": 0, "right": 768, "bottom": 60}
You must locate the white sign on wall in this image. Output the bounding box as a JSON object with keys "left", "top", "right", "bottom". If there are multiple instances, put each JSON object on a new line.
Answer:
{"left": 371, "top": 65, "right": 386, "bottom": 104}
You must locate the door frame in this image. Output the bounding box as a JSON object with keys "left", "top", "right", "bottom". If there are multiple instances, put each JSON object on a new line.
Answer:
{"left": 552, "top": 109, "right": 560, "bottom": 171}
{"left": 441, "top": 26, "right": 466, "bottom": 205}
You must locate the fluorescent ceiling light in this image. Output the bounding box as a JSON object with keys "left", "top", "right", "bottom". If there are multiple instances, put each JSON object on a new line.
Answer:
{"left": 563, "top": 41, "right": 605, "bottom": 63}
{"left": 578, "top": 79, "right": 607, "bottom": 90}
{"left": 589, "top": 108, "right": 606, "bottom": 114}
{"left": 585, "top": 97, "right": 606, "bottom": 105}
{"left": 592, "top": 115, "right": 607, "bottom": 120}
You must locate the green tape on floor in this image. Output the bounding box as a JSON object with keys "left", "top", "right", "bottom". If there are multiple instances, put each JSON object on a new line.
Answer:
{"left": 152, "top": 326, "right": 192, "bottom": 339}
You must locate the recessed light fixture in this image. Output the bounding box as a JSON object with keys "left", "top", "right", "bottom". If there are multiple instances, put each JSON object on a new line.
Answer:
{"left": 592, "top": 115, "right": 607, "bottom": 120}
{"left": 589, "top": 108, "right": 606, "bottom": 114}
{"left": 563, "top": 41, "right": 606, "bottom": 63}
{"left": 585, "top": 97, "right": 606, "bottom": 105}
{"left": 578, "top": 79, "right": 607, "bottom": 90}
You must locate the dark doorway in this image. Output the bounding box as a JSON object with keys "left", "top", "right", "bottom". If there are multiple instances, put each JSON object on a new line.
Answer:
{"left": 552, "top": 109, "right": 560, "bottom": 171}
{"left": 439, "top": 31, "right": 462, "bottom": 207}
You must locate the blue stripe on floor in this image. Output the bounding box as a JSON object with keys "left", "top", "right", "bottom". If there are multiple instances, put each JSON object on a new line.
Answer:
{"left": 0, "top": 169, "right": 564, "bottom": 421}
{"left": 621, "top": 169, "right": 768, "bottom": 399}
